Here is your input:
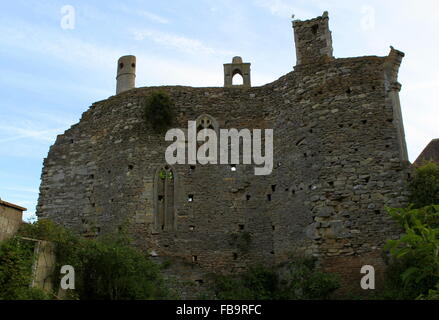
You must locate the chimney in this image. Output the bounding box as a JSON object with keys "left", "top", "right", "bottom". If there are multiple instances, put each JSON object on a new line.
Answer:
{"left": 116, "top": 55, "right": 136, "bottom": 94}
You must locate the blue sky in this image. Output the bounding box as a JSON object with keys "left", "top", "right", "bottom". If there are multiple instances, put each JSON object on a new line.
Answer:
{"left": 0, "top": 0, "right": 438, "bottom": 221}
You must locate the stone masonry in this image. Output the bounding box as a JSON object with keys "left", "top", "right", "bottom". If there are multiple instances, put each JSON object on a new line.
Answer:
{"left": 0, "top": 200, "right": 26, "bottom": 242}
{"left": 37, "top": 12, "right": 411, "bottom": 296}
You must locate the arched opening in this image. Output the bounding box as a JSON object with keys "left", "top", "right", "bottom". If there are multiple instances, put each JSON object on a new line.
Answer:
{"left": 232, "top": 72, "right": 244, "bottom": 85}
{"left": 154, "top": 166, "right": 175, "bottom": 232}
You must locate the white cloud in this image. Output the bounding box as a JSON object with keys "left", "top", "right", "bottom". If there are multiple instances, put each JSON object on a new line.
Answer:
{"left": 115, "top": 4, "right": 170, "bottom": 24}
{"left": 0, "top": 17, "right": 237, "bottom": 88}
{"left": 0, "top": 125, "right": 61, "bottom": 144}
{"left": 133, "top": 29, "right": 234, "bottom": 56}
{"left": 254, "top": 0, "right": 314, "bottom": 18}
{"left": 138, "top": 10, "right": 170, "bottom": 24}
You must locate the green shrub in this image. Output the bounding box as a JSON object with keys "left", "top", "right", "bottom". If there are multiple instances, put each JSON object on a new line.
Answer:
{"left": 17, "top": 220, "right": 173, "bottom": 300}
{"left": 211, "top": 257, "right": 339, "bottom": 300}
{"left": 276, "top": 257, "right": 340, "bottom": 300}
{"left": 409, "top": 162, "right": 439, "bottom": 208}
{"left": 213, "top": 266, "right": 277, "bottom": 300}
{"left": 142, "top": 90, "right": 175, "bottom": 132}
{"left": 417, "top": 284, "right": 439, "bottom": 300}
{"left": 384, "top": 205, "right": 439, "bottom": 299}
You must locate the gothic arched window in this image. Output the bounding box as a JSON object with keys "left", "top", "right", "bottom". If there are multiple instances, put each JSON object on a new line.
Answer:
{"left": 196, "top": 114, "right": 218, "bottom": 133}
{"left": 195, "top": 115, "right": 219, "bottom": 161}
{"left": 154, "top": 166, "right": 175, "bottom": 232}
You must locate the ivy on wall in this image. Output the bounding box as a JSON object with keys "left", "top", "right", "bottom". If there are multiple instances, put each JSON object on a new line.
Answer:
{"left": 142, "top": 90, "right": 175, "bottom": 133}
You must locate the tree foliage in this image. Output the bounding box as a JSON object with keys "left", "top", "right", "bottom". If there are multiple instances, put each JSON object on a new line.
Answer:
{"left": 16, "top": 219, "right": 172, "bottom": 300}
{"left": 409, "top": 162, "right": 439, "bottom": 208}
{"left": 0, "top": 237, "right": 50, "bottom": 300}
{"left": 384, "top": 205, "right": 439, "bottom": 299}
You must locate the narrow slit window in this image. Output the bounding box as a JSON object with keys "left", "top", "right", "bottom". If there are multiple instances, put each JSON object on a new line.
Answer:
{"left": 154, "top": 166, "right": 175, "bottom": 232}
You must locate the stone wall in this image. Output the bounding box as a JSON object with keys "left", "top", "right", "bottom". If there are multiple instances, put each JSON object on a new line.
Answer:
{"left": 30, "top": 239, "right": 56, "bottom": 293}
{"left": 0, "top": 202, "right": 24, "bottom": 242}
{"left": 36, "top": 13, "right": 410, "bottom": 296}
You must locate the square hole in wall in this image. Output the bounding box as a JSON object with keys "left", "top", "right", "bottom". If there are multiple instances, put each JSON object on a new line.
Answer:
{"left": 188, "top": 194, "right": 194, "bottom": 202}
{"left": 238, "top": 224, "right": 244, "bottom": 230}
{"left": 231, "top": 165, "right": 237, "bottom": 172}
{"left": 192, "top": 255, "right": 198, "bottom": 262}
{"left": 189, "top": 225, "right": 195, "bottom": 231}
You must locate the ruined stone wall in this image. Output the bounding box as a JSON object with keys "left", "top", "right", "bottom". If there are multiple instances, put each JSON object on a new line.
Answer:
{"left": 266, "top": 54, "right": 410, "bottom": 294}
{"left": 37, "top": 39, "right": 410, "bottom": 296}
{"left": 30, "top": 240, "right": 56, "bottom": 293}
{"left": 0, "top": 204, "right": 23, "bottom": 242}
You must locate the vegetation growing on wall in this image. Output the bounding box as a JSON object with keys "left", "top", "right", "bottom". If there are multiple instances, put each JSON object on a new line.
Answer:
{"left": 0, "top": 237, "right": 50, "bottom": 300}
{"left": 381, "top": 163, "right": 439, "bottom": 300}
{"left": 382, "top": 205, "right": 439, "bottom": 299}
{"left": 11, "top": 220, "right": 173, "bottom": 300}
{"left": 142, "top": 90, "right": 175, "bottom": 132}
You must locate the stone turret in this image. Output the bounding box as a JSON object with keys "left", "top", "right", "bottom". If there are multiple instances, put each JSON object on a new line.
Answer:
{"left": 116, "top": 55, "right": 136, "bottom": 94}
{"left": 292, "top": 11, "right": 334, "bottom": 66}
{"left": 223, "top": 56, "right": 251, "bottom": 87}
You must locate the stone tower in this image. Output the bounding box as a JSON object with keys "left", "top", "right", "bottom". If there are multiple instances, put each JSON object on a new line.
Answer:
{"left": 293, "top": 11, "right": 334, "bottom": 65}
{"left": 223, "top": 56, "right": 251, "bottom": 87}
{"left": 116, "top": 55, "right": 136, "bottom": 94}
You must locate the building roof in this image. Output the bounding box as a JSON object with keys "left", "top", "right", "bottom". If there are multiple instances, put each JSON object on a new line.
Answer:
{"left": 0, "top": 199, "right": 27, "bottom": 212}
{"left": 413, "top": 139, "right": 439, "bottom": 166}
